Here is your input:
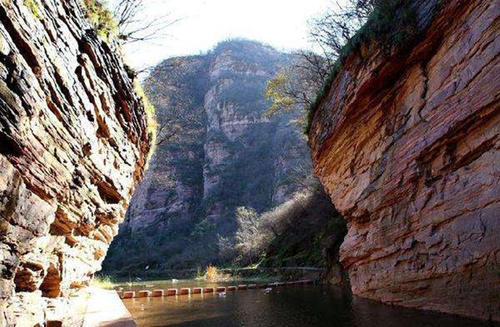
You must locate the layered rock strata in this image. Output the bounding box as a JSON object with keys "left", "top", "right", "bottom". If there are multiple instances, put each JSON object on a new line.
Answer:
{"left": 308, "top": 0, "right": 499, "bottom": 321}
{"left": 0, "top": 0, "right": 151, "bottom": 324}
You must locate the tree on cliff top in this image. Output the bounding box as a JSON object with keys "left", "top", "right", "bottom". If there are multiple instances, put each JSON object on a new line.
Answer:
{"left": 83, "top": 0, "right": 177, "bottom": 44}
{"left": 111, "top": 0, "right": 179, "bottom": 43}
{"left": 265, "top": 0, "right": 373, "bottom": 124}
{"left": 264, "top": 52, "right": 327, "bottom": 128}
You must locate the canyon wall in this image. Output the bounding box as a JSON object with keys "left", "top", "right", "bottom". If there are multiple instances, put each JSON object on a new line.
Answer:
{"left": 104, "top": 40, "right": 313, "bottom": 271}
{"left": 0, "top": 0, "right": 151, "bottom": 325}
{"left": 308, "top": 0, "right": 499, "bottom": 321}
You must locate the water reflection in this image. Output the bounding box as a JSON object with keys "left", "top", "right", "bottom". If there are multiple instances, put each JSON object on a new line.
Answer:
{"left": 123, "top": 285, "right": 496, "bottom": 327}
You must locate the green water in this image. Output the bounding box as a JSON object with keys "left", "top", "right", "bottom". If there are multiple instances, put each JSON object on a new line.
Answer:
{"left": 121, "top": 285, "right": 496, "bottom": 327}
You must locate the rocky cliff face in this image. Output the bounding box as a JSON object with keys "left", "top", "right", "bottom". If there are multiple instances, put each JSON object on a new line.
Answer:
{"left": 0, "top": 0, "right": 151, "bottom": 324}
{"left": 122, "top": 56, "right": 208, "bottom": 233}
{"left": 308, "top": 0, "right": 499, "bottom": 321}
{"left": 202, "top": 41, "right": 304, "bottom": 218}
{"left": 104, "top": 40, "right": 312, "bottom": 271}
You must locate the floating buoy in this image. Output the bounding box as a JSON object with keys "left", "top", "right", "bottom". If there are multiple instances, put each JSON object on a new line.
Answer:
{"left": 166, "top": 288, "right": 178, "bottom": 296}
{"left": 137, "top": 290, "right": 151, "bottom": 298}
{"left": 203, "top": 287, "right": 215, "bottom": 293}
{"left": 152, "top": 289, "right": 164, "bottom": 297}
{"left": 118, "top": 279, "right": 316, "bottom": 299}
{"left": 122, "top": 291, "right": 135, "bottom": 299}
{"left": 179, "top": 288, "right": 190, "bottom": 295}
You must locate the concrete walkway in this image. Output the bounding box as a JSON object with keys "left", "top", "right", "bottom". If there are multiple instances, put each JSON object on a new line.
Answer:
{"left": 82, "top": 287, "right": 136, "bottom": 327}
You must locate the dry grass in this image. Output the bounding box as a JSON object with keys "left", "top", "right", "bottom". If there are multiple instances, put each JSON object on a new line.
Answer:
{"left": 199, "top": 265, "right": 231, "bottom": 282}
{"left": 91, "top": 275, "right": 115, "bottom": 289}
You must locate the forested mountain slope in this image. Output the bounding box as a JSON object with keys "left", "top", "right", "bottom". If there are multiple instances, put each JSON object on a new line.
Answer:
{"left": 104, "top": 40, "right": 314, "bottom": 271}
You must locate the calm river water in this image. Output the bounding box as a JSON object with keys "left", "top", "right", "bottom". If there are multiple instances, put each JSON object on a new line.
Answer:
{"left": 121, "top": 284, "right": 496, "bottom": 327}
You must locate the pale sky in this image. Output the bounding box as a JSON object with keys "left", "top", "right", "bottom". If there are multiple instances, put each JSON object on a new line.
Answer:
{"left": 119, "top": 0, "right": 333, "bottom": 69}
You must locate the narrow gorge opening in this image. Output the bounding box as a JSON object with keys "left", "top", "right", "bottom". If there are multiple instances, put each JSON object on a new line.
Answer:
{"left": 0, "top": 0, "right": 498, "bottom": 326}
{"left": 101, "top": 40, "right": 349, "bottom": 286}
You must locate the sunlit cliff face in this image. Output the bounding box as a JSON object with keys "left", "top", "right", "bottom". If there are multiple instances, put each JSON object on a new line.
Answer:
{"left": 308, "top": 0, "right": 499, "bottom": 321}
{"left": 0, "top": 0, "right": 151, "bottom": 325}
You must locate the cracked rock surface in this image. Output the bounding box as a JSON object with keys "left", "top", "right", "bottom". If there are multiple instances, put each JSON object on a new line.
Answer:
{"left": 0, "top": 0, "right": 151, "bottom": 325}
{"left": 308, "top": 0, "right": 499, "bottom": 321}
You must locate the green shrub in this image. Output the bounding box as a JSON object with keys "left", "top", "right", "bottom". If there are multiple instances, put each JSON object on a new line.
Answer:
{"left": 81, "top": 0, "right": 118, "bottom": 41}
{"left": 190, "top": 218, "right": 216, "bottom": 240}
{"left": 133, "top": 80, "right": 157, "bottom": 163}
{"left": 24, "top": 0, "right": 42, "bottom": 19}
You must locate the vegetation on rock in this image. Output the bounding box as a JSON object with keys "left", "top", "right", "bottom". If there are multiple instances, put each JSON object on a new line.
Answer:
{"left": 24, "top": 0, "right": 42, "bottom": 19}
{"left": 233, "top": 182, "right": 345, "bottom": 268}
{"left": 82, "top": 0, "right": 118, "bottom": 40}
{"left": 133, "top": 80, "right": 158, "bottom": 163}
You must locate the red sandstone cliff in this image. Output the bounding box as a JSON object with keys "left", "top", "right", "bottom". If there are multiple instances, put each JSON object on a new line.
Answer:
{"left": 308, "top": 0, "right": 499, "bottom": 321}
{"left": 0, "top": 0, "right": 151, "bottom": 324}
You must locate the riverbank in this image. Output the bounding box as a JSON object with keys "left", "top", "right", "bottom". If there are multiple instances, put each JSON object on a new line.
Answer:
{"left": 82, "top": 288, "right": 135, "bottom": 327}
{"left": 97, "top": 266, "right": 325, "bottom": 287}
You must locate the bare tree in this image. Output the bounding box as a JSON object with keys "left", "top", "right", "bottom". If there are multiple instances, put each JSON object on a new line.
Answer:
{"left": 309, "top": 0, "right": 371, "bottom": 60}
{"left": 110, "top": 0, "right": 180, "bottom": 43}
{"left": 111, "top": 0, "right": 179, "bottom": 43}
{"left": 155, "top": 110, "right": 202, "bottom": 146}
{"left": 232, "top": 181, "right": 338, "bottom": 266}
{"left": 234, "top": 207, "right": 268, "bottom": 264}
{"left": 143, "top": 58, "right": 208, "bottom": 146}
